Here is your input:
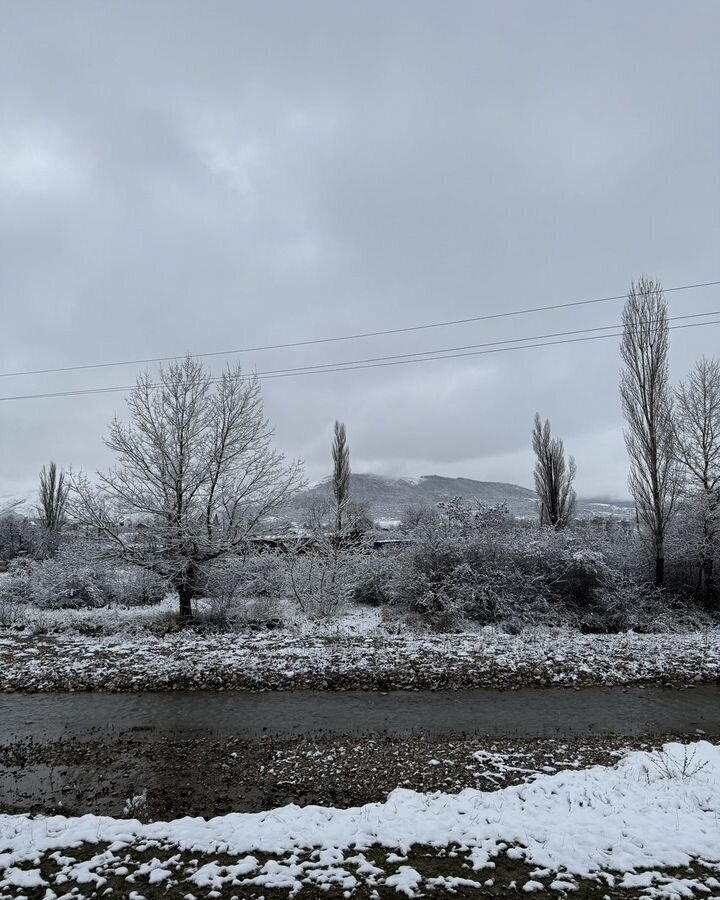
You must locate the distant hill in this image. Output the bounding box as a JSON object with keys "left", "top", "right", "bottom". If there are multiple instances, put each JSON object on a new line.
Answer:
{"left": 1, "top": 477, "right": 634, "bottom": 528}
{"left": 0, "top": 493, "right": 35, "bottom": 519}
{"left": 285, "top": 473, "right": 634, "bottom": 524}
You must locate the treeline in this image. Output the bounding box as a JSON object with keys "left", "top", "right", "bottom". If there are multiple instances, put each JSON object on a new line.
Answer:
{"left": 1, "top": 276, "right": 720, "bottom": 630}
{"left": 0, "top": 494, "right": 711, "bottom": 634}
{"left": 530, "top": 277, "right": 720, "bottom": 602}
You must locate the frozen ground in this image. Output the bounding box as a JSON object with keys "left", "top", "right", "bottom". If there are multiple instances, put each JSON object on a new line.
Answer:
{"left": 1, "top": 620, "right": 719, "bottom": 691}
{"left": 1, "top": 741, "right": 719, "bottom": 898}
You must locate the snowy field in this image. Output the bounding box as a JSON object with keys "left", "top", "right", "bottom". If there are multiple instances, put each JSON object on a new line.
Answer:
{"left": 1, "top": 622, "right": 719, "bottom": 692}
{"left": 1, "top": 742, "right": 719, "bottom": 898}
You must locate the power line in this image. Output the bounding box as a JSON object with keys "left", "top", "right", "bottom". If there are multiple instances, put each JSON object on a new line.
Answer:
{"left": 2, "top": 314, "right": 719, "bottom": 403}
{"left": 258, "top": 318, "right": 720, "bottom": 380}
{"left": 2, "top": 278, "right": 719, "bottom": 380}
{"left": 217, "top": 309, "right": 720, "bottom": 376}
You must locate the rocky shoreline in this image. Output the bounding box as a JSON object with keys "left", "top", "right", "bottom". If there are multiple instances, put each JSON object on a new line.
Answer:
{"left": 1, "top": 628, "right": 719, "bottom": 692}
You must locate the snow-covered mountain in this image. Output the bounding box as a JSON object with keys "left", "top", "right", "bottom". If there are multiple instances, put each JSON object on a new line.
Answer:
{"left": 286, "top": 473, "right": 633, "bottom": 523}
{"left": 0, "top": 492, "right": 35, "bottom": 519}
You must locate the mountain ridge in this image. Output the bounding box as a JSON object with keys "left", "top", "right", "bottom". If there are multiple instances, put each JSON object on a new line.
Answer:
{"left": 2, "top": 475, "right": 634, "bottom": 524}
{"left": 288, "top": 473, "right": 632, "bottom": 522}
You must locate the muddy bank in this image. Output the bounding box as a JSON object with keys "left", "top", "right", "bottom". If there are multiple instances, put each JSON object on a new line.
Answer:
{"left": 0, "top": 732, "right": 699, "bottom": 820}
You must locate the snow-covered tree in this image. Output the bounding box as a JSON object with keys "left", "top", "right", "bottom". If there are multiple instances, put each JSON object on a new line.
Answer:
{"left": 674, "top": 357, "right": 720, "bottom": 603}
{"left": 332, "top": 421, "right": 351, "bottom": 533}
{"left": 620, "top": 277, "right": 679, "bottom": 586}
{"left": 37, "top": 461, "right": 69, "bottom": 557}
{"left": 532, "top": 414, "right": 576, "bottom": 529}
{"left": 70, "top": 356, "right": 304, "bottom": 617}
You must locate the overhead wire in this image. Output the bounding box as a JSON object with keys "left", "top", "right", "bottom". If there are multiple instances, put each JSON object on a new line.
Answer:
{"left": 2, "top": 312, "right": 720, "bottom": 403}
{"left": 2, "top": 278, "right": 719, "bottom": 380}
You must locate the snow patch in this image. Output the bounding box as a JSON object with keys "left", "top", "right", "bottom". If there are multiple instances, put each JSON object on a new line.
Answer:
{"left": 1, "top": 742, "right": 720, "bottom": 896}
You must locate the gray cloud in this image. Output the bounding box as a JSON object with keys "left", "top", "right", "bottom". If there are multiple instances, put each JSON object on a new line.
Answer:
{"left": 1, "top": 0, "right": 718, "bottom": 500}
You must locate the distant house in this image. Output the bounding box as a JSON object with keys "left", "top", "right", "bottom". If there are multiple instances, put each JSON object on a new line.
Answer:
{"left": 248, "top": 537, "right": 289, "bottom": 554}
{"left": 373, "top": 538, "right": 413, "bottom": 552}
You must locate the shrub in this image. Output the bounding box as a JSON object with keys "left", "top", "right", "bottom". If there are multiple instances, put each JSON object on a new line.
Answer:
{"left": 13, "top": 546, "right": 168, "bottom": 611}
{"left": 350, "top": 553, "right": 394, "bottom": 607}
{"left": 0, "top": 592, "right": 25, "bottom": 628}
{"left": 285, "top": 541, "right": 381, "bottom": 618}
{"left": 202, "top": 554, "right": 286, "bottom": 604}
{"left": 236, "top": 553, "right": 286, "bottom": 599}
{"left": 33, "top": 561, "right": 107, "bottom": 609}
{"left": 388, "top": 515, "right": 662, "bottom": 631}
{"left": 195, "top": 553, "right": 288, "bottom": 627}
{"left": 579, "top": 576, "right": 713, "bottom": 633}
{"left": 0, "top": 558, "right": 36, "bottom": 605}
{"left": 103, "top": 567, "right": 167, "bottom": 606}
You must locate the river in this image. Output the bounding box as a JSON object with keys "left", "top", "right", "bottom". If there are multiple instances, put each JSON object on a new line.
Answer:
{"left": 2, "top": 685, "right": 719, "bottom": 742}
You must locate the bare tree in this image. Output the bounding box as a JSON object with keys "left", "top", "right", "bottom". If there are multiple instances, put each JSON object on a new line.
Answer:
{"left": 674, "top": 357, "right": 720, "bottom": 603}
{"left": 620, "top": 277, "right": 679, "bottom": 586}
{"left": 332, "top": 421, "right": 351, "bottom": 533}
{"left": 401, "top": 503, "right": 438, "bottom": 532}
{"left": 70, "top": 356, "right": 304, "bottom": 617}
{"left": 37, "top": 462, "right": 69, "bottom": 557}
{"left": 532, "top": 414, "right": 576, "bottom": 528}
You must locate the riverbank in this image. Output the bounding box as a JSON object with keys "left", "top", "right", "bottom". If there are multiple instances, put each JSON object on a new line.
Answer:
{"left": 3, "top": 686, "right": 719, "bottom": 818}
{"left": 4, "top": 685, "right": 720, "bottom": 820}
{"left": 1, "top": 627, "right": 719, "bottom": 692}
{"left": 2, "top": 741, "right": 719, "bottom": 899}
{"left": 0, "top": 732, "right": 639, "bottom": 819}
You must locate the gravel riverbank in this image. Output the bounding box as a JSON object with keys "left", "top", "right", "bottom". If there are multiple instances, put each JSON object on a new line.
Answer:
{"left": 0, "top": 731, "right": 703, "bottom": 820}
{"left": 1, "top": 628, "right": 719, "bottom": 692}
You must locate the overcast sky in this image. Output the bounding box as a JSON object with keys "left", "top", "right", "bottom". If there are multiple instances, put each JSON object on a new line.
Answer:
{"left": 1, "top": 1, "right": 718, "bottom": 501}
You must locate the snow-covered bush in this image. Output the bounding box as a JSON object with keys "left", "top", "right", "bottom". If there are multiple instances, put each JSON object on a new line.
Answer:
{"left": 0, "top": 547, "right": 167, "bottom": 611}
{"left": 0, "top": 557, "right": 36, "bottom": 606}
{"left": 350, "top": 551, "right": 395, "bottom": 606}
{"left": 578, "top": 575, "right": 713, "bottom": 633}
{"left": 32, "top": 558, "right": 108, "bottom": 609}
{"left": 202, "top": 554, "right": 286, "bottom": 604}
{"left": 565, "top": 516, "right": 645, "bottom": 578}
{"left": 286, "top": 541, "right": 372, "bottom": 618}
{"left": 237, "top": 553, "right": 287, "bottom": 599}
{"left": 194, "top": 553, "right": 288, "bottom": 626}
{"left": 0, "top": 589, "right": 25, "bottom": 627}
{"left": 389, "top": 515, "right": 543, "bottom": 629}
{"left": 103, "top": 566, "right": 167, "bottom": 607}
{"left": 387, "top": 508, "right": 674, "bottom": 632}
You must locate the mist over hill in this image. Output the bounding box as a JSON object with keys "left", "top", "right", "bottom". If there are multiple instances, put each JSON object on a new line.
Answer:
{"left": 1, "top": 475, "right": 634, "bottom": 528}
{"left": 285, "top": 474, "right": 633, "bottom": 524}
{"left": 0, "top": 493, "right": 35, "bottom": 519}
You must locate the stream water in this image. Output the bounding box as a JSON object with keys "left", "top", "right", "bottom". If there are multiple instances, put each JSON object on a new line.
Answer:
{"left": 2, "top": 685, "right": 719, "bottom": 743}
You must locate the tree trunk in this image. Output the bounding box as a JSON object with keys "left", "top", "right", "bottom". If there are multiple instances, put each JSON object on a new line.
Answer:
{"left": 655, "top": 554, "right": 664, "bottom": 588}
{"left": 700, "top": 557, "right": 714, "bottom": 608}
{"left": 176, "top": 562, "right": 197, "bottom": 619}
{"left": 178, "top": 581, "right": 193, "bottom": 618}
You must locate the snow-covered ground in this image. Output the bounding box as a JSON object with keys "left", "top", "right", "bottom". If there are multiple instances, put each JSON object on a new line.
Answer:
{"left": 1, "top": 624, "right": 719, "bottom": 691}
{"left": 1, "top": 742, "right": 719, "bottom": 897}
